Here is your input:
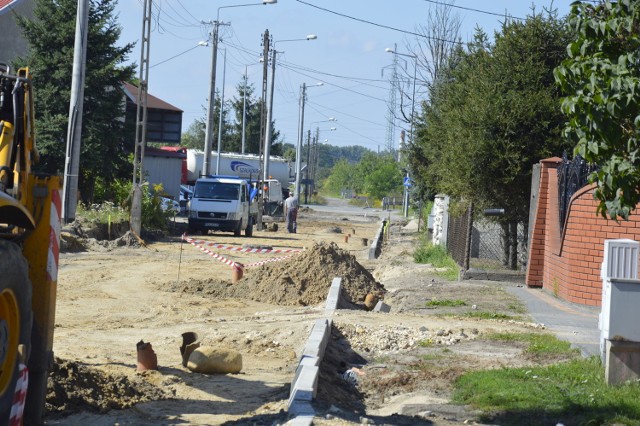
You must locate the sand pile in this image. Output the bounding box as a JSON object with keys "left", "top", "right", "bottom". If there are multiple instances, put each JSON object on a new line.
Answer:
{"left": 172, "top": 242, "right": 385, "bottom": 308}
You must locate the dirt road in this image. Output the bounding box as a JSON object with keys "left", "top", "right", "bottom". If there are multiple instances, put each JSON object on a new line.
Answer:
{"left": 46, "top": 199, "right": 563, "bottom": 425}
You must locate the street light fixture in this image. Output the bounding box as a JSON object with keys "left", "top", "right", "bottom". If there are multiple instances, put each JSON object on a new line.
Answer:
{"left": 202, "top": 0, "right": 277, "bottom": 177}
{"left": 263, "top": 33, "right": 317, "bottom": 182}
{"left": 386, "top": 47, "right": 417, "bottom": 218}
{"left": 295, "top": 82, "right": 324, "bottom": 201}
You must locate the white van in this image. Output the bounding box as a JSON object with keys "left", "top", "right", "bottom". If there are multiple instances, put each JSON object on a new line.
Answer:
{"left": 187, "top": 176, "right": 257, "bottom": 236}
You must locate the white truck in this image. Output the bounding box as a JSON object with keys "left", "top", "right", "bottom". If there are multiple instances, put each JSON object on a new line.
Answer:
{"left": 187, "top": 176, "right": 258, "bottom": 236}
{"left": 186, "top": 150, "right": 295, "bottom": 218}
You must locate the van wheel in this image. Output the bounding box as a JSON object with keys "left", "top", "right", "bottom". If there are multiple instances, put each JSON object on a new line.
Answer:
{"left": 245, "top": 217, "right": 253, "bottom": 237}
{"left": 234, "top": 221, "right": 242, "bottom": 237}
{"left": 0, "top": 240, "right": 32, "bottom": 422}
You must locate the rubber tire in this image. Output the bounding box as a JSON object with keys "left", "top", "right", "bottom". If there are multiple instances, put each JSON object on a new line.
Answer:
{"left": 233, "top": 221, "right": 242, "bottom": 237}
{"left": 0, "top": 240, "right": 32, "bottom": 422}
{"left": 244, "top": 217, "right": 253, "bottom": 237}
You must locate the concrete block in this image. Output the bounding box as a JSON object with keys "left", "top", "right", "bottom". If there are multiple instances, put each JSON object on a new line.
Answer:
{"left": 373, "top": 301, "right": 391, "bottom": 313}
{"left": 325, "top": 277, "right": 342, "bottom": 313}
{"left": 289, "top": 364, "right": 319, "bottom": 403}
{"left": 605, "top": 340, "right": 640, "bottom": 385}
{"left": 288, "top": 401, "right": 315, "bottom": 417}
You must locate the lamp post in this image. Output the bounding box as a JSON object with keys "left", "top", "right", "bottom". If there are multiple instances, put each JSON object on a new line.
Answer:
{"left": 386, "top": 47, "right": 417, "bottom": 218}
{"left": 202, "top": 0, "right": 277, "bottom": 178}
{"left": 305, "top": 121, "right": 336, "bottom": 203}
{"left": 263, "top": 34, "right": 317, "bottom": 182}
{"left": 295, "top": 82, "right": 323, "bottom": 201}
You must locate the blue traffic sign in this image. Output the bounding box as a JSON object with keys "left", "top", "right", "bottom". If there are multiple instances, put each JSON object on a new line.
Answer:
{"left": 403, "top": 177, "right": 412, "bottom": 187}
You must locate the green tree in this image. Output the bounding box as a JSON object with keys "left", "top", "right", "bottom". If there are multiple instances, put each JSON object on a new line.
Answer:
{"left": 16, "top": 0, "right": 135, "bottom": 203}
{"left": 554, "top": 0, "right": 640, "bottom": 220}
{"left": 181, "top": 118, "right": 206, "bottom": 150}
{"left": 412, "top": 12, "right": 571, "bottom": 221}
{"left": 410, "top": 11, "right": 572, "bottom": 268}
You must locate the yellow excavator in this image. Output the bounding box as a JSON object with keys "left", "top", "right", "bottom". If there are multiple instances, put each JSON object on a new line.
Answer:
{"left": 0, "top": 65, "right": 61, "bottom": 425}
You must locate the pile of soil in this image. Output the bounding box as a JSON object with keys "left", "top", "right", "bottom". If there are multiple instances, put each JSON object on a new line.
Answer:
{"left": 46, "top": 358, "right": 168, "bottom": 418}
{"left": 170, "top": 242, "right": 386, "bottom": 308}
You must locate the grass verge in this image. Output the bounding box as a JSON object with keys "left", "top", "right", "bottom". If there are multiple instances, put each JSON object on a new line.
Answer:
{"left": 413, "top": 241, "right": 459, "bottom": 280}
{"left": 452, "top": 356, "right": 640, "bottom": 425}
{"left": 485, "top": 332, "right": 580, "bottom": 359}
{"left": 426, "top": 299, "right": 467, "bottom": 307}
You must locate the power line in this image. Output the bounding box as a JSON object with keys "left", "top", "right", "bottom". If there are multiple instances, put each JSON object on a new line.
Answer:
{"left": 295, "top": 0, "right": 464, "bottom": 45}
{"left": 307, "top": 100, "right": 385, "bottom": 128}
{"left": 151, "top": 44, "right": 203, "bottom": 68}
{"left": 422, "top": 0, "right": 524, "bottom": 21}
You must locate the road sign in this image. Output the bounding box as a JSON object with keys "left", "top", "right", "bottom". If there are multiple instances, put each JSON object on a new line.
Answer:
{"left": 403, "top": 176, "right": 412, "bottom": 187}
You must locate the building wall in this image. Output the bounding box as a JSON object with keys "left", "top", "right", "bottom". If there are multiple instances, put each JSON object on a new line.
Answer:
{"left": 144, "top": 155, "right": 182, "bottom": 201}
{"left": 526, "top": 157, "right": 640, "bottom": 306}
{"left": 0, "top": 0, "right": 34, "bottom": 65}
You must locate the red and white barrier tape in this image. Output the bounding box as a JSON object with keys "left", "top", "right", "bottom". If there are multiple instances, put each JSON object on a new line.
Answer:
{"left": 185, "top": 237, "right": 301, "bottom": 270}
{"left": 186, "top": 239, "right": 241, "bottom": 269}
{"left": 9, "top": 363, "right": 28, "bottom": 426}
{"left": 182, "top": 235, "right": 302, "bottom": 254}
{"left": 244, "top": 253, "right": 299, "bottom": 268}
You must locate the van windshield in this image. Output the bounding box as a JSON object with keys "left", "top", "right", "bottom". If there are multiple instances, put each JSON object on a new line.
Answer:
{"left": 194, "top": 182, "right": 239, "bottom": 200}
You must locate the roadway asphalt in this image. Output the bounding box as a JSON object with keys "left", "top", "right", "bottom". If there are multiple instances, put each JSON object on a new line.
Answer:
{"left": 506, "top": 285, "right": 601, "bottom": 358}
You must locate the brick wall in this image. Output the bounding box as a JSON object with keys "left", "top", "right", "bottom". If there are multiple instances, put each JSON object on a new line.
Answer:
{"left": 526, "top": 157, "right": 640, "bottom": 306}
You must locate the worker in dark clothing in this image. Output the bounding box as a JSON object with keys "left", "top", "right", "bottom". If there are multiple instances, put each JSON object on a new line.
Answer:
{"left": 284, "top": 191, "right": 299, "bottom": 233}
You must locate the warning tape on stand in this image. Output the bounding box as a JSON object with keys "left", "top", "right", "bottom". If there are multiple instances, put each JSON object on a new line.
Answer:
{"left": 9, "top": 363, "right": 28, "bottom": 426}
{"left": 182, "top": 235, "right": 302, "bottom": 254}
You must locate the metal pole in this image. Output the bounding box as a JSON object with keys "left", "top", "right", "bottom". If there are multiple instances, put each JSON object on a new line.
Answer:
{"left": 216, "top": 48, "right": 227, "bottom": 175}
{"left": 130, "top": 0, "right": 152, "bottom": 236}
{"left": 263, "top": 47, "right": 276, "bottom": 182}
{"left": 61, "top": 0, "right": 89, "bottom": 224}
{"left": 304, "top": 129, "right": 311, "bottom": 204}
{"left": 203, "top": 21, "right": 219, "bottom": 177}
{"left": 241, "top": 65, "right": 247, "bottom": 154}
{"left": 294, "top": 83, "right": 306, "bottom": 200}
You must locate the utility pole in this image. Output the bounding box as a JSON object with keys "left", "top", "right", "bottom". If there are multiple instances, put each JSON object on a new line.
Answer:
{"left": 130, "top": 0, "right": 152, "bottom": 236}
{"left": 263, "top": 36, "right": 275, "bottom": 182}
{"left": 216, "top": 48, "right": 227, "bottom": 175}
{"left": 241, "top": 65, "right": 247, "bottom": 154}
{"left": 61, "top": 0, "right": 89, "bottom": 224}
{"left": 257, "top": 29, "right": 269, "bottom": 230}
{"left": 304, "top": 129, "right": 311, "bottom": 204}
{"left": 202, "top": 19, "right": 226, "bottom": 178}
{"left": 294, "top": 83, "right": 306, "bottom": 201}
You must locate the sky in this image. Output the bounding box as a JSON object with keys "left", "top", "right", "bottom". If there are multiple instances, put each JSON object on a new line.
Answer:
{"left": 114, "top": 0, "right": 572, "bottom": 152}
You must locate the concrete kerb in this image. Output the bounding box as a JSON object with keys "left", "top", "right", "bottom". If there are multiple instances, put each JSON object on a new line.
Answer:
{"left": 288, "top": 220, "right": 388, "bottom": 420}
{"left": 288, "top": 276, "right": 344, "bottom": 421}
{"left": 368, "top": 220, "right": 387, "bottom": 260}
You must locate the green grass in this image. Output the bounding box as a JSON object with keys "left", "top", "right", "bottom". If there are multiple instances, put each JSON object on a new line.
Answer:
{"left": 426, "top": 299, "right": 467, "bottom": 307}
{"left": 452, "top": 357, "right": 640, "bottom": 425}
{"left": 462, "top": 311, "right": 520, "bottom": 321}
{"left": 76, "top": 202, "right": 128, "bottom": 223}
{"left": 485, "top": 332, "right": 579, "bottom": 358}
{"left": 414, "top": 241, "right": 460, "bottom": 281}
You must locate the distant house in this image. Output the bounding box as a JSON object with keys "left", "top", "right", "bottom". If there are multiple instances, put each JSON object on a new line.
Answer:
{"left": 122, "top": 82, "right": 183, "bottom": 146}
{"left": 121, "top": 83, "right": 185, "bottom": 201}
{"left": 0, "top": 0, "right": 34, "bottom": 65}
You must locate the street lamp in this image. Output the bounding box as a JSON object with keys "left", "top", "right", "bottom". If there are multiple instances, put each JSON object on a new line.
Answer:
{"left": 305, "top": 123, "right": 336, "bottom": 203}
{"left": 263, "top": 34, "right": 317, "bottom": 182}
{"left": 202, "top": 0, "right": 277, "bottom": 178}
{"left": 386, "top": 47, "right": 417, "bottom": 218}
{"left": 295, "top": 82, "right": 323, "bottom": 201}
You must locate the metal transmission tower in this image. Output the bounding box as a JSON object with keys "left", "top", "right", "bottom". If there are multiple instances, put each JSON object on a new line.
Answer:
{"left": 130, "top": 0, "right": 153, "bottom": 236}
{"left": 383, "top": 43, "right": 399, "bottom": 156}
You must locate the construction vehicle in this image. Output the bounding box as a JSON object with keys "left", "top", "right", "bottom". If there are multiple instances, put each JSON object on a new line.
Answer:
{"left": 0, "top": 65, "right": 62, "bottom": 424}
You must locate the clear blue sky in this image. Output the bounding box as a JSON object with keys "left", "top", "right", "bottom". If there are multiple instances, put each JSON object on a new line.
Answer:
{"left": 115, "top": 0, "right": 571, "bottom": 151}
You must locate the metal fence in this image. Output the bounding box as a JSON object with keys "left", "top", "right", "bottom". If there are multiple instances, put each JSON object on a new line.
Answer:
{"left": 557, "top": 152, "right": 596, "bottom": 232}
{"left": 446, "top": 204, "right": 528, "bottom": 273}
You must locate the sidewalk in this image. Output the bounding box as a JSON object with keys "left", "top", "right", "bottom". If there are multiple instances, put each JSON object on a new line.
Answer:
{"left": 506, "top": 285, "right": 601, "bottom": 357}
